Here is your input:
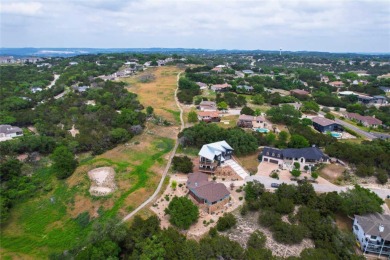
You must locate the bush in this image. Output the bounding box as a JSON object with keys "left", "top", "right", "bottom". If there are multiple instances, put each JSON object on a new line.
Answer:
{"left": 376, "top": 169, "right": 388, "bottom": 184}
{"left": 294, "top": 162, "right": 300, "bottom": 169}
{"left": 258, "top": 211, "right": 281, "bottom": 227}
{"left": 74, "top": 212, "right": 90, "bottom": 228}
{"left": 172, "top": 156, "right": 194, "bottom": 173}
{"left": 247, "top": 230, "right": 266, "bottom": 249}
{"left": 271, "top": 222, "right": 307, "bottom": 244}
{"left": 216, "top": 213, "right": 237, "bottom": 231}
{"left": 275, "top": 198, "right": 295, "bottom": 214}
{"left": 270, "top": 171, "right": 279, "bottom": 179}
{"left": 165, "top": 196, "right": 199, "bottom": 229}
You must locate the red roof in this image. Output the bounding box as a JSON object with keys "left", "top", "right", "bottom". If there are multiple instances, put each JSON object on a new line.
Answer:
{"left": 290, "top": 89, "right": 309, "bottom": 96}
{"left": 346, "top": 113, "right": 382, "bottom": 126}
{"left": 197, "top": 111, "right": 220, "bottom": 118}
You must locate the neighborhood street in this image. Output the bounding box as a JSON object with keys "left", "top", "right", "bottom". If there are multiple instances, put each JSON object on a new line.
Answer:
{"left": 334, "top": 118, "right": 377, "bottom": 140}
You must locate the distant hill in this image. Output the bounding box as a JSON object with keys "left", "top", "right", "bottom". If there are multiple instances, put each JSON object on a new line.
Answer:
{"left": 1, "top": 47, "right": 389, "bottom": 58}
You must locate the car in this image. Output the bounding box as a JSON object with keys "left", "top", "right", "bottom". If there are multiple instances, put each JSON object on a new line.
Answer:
{"left": 271, "top": 183, "right": 280, "bottom": 188}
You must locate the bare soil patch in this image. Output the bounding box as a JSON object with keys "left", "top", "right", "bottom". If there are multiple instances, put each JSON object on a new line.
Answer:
{"left": 320, "top": 164, "right": 346, "bottom": 183}
{"left": 88, "top": 167, "right": 117, "bottom": 196}
{"left": 235, "top": 153, "right": 260, "bottom": 175}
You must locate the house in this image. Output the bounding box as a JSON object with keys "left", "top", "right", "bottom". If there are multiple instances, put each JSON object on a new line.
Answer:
{"left": 345, "top": 113, "right": 383, "bottom": 128}
{"left": 358, "top": 95, "right": 387, "bottom": 106}
{"left": 199, "top": 101, "right": 217, "bottom": 111}
{"left": 0, "top": 56, "right": 15, "bottom": 64}
{"left": 210, "top": 83, "right": 231, "bottom": 92}
{"left": 237, "top": 114, "right": 266, "bottom": 128}
{"left": 211, "top": 67, "right": 223, "bottom": 73}
{"left": 74, "top": 86, "right": 89, "bottom": 93}
{"left": 197, "top": 111, "right": 221, "bottom": 122}
{"left": 69, "top": 62, "right": 78, "bottom": 66}
{"left": 338, "top": 91, "right": 358, "bottom": 97}
{"left": 236, "top": 85, "right": 254, "bottom": 92}
{"left": 187, "top": 172, "right": 230, "bottom": 214}
{"left": 312, "top": 117, "right": 343, "bottom": 133}
{"left": 353, "top": 213, "right": 390, "bottom": 256}
{"left": 198, "top": 141, "right": 233, "bottom": 173}
{"left": 320, "top": 75, "right": 330, "bottom": 83}
{"left": 0, "top": 125, "right": 23, "bottom": 142}
{"left": 290, "top": 89, "right": 310, "bottom": 96}
{"left": 260, "top": 146, "right": 329, "bottom": 171}
{"left": 242, "top": 70, "right": 254, "bottom": 75}
{"left": 31, "top": 87, "right": 43, "bottom": 93}
{"left": 196, "top": 82, "right": 208, "bottom": 90}
{"left": 379, "top": 86, "right": 390, "bottom": 93}
{"left": 329, "top": 81, "right": 344, "bottom": 88}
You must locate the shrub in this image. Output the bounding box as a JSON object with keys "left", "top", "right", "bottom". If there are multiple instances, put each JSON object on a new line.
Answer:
{"left": 239, "top": 197, "right": 243, "bottom": 201}
{"left": 376, "top": 169, "right": 388, "bottom": 185}
{"left": 216, "top": 213, "right": 237, "bottom": 231}
{"left": 270, "top": 171, "right": 279, "bottom": 179}
{"left": 271, "top": 222, "right": 307, "bottom": 244}
{"left": 165, "top": 196, "right": 199, "bottom": 229}
{"left": 275, "top": 198, "right": 295, "bottom": 214}
{"left": 294, "top": 162, "right": 300, "bottom": 169}
{"left": 74, "top": 212, "right": 90, "bottom": 228}
{"left": 240, "top": 203, "right": 249, "bottom": 216}
{"left": 172, "top": 156, "right": 194, "bottom": 173}
{"left": 171, "top": 180, "right": 177, "bottom": 190}
{"left": 258, "top": 211, "right": 281, "bottom": 227}
{"left": 247, "top": 230, "right": 267, "bottom": 249}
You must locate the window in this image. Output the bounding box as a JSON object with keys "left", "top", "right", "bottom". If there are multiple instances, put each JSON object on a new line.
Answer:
{"left": 354, "top": 225, "right": 359, "bottom": 231}
{"left": 266, "top": 152, "right": 269, "bottom": 155}
{"left": 272, "top": 153, "right": 275, "bottom": 156}
{"left": 371, "top": 235, "right": 377, "bottom": 240}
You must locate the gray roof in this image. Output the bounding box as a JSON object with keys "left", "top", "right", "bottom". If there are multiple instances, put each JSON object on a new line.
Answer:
{"left": 312, "top": 116, "right": 338, "bottom": 127}
{"left": 355, "top": 213, "right": 390, "bottom": 240}
{"left": 262, "top": 146, "right": 328, "bottom": 161}
{"left": 0, "top": 125, "right": 23, "bottom": 135}
{"left": 237, "top": 85, "right": 254, "bottom": 91}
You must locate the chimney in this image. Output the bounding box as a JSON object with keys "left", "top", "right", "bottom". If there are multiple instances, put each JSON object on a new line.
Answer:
{"left": 379, "top": 224, "right": 384, "bottom": 233}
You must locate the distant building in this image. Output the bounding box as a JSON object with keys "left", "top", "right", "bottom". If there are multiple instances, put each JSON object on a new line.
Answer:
{"left": 198, "top": 101, "right": 217, "bottom": 111}
{"left": 260, "top": 146, "right": 329, "bottom": 171}
{"left": 73, "top": 85, "right": 90, "bottom": 93}
{"left": 353, "top": 213, "right": 390, "bottom": 256}
{"left": 242, "top": 70, "right": 254, "bottom": 75}
{"left": 358, "top": 95, "right": 387, "bottom": 106}
{"left": 31, "top": 87, "right": 43, "bottom": 93}
{"left": 0, "top": 56, "right": 15, "bottom": 64}
{"left": 237, "top": 114, "right": 266, "bottom": 128}
{"left": 236, "top": 85, "right": 254, "bottom": 92}
{"left": 345, "top": 113, "right": 383, "bottom": 128}
{"left": 290, "top": 89, "right": 310, "bottom": 96}
{"left": 379, "top": 86, "right": 390, "bottom": 93}
{"left": 69, "top": 61, "right": 78, "bottom": 66}
{"left": 196, "top": 82, "right": 208, "bottom": 90}
{"left": 0, "top": 125, "right": 23, "bottom": 142}
{"left": 312, "top": 117, "right": 343, "bottom": 133}
{"left": 197, "top": 111, "right": 221, "bottom": 122}
{"left": 329, "top": 81, "right": 344, "bottom": 88}
{"left": 210, "top": 83, "right": 231, "bottom": 92}
{"left": 187, "top": 172, "right": 230, "bottom": 214}
{"left": 198, "top": 141, "right": 233, "bottom": 173}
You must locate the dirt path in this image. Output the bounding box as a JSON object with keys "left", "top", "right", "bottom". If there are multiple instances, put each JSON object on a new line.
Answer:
{"left": 122, "top": 71, "right": 184, "bottom": 222}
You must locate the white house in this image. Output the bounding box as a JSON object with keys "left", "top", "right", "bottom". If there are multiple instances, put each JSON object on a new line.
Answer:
{"left": 0, "top": 125, "right": 23, "bottom": 142}
{"left": 353, "top": 213, "right": 390, "bottom": 256}
{"left": 260, "top": 146, "right": 329, "bottom": 171}
{"left": 198, "top": 141, "right": 233, "bottom": 172}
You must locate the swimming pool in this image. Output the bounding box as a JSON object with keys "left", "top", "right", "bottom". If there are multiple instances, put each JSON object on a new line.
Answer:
{"left": 331, "top": 132, "right": 342, "bottom": 138}
{"left": 255, "top": 128, "right": 269, "bottom": 133}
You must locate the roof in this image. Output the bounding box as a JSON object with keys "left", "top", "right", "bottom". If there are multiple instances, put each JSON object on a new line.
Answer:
{"left": 373, "top": 95, "right": 386, "bottom": 99}
{"left": 290, "top": 89, "right": 310, "bottom": 95}
{"left": 198, "top": 141, "right": 233, "bottom": 161}
{"left": 211, "top": 83, "right": 231, "bottom": 89}
{"left": 339, "top": 91, "right": 358, "bottom": 96}
{"left": 262, "top": 146, "right": 328, "bottom": 161}
{"left": 346, "top": 113, "right": 382, "bottom": 125}
{"left": 197, "top": 111, "right": 220, "bottom": 118}
{"left": 196, "top": 82, "right": 208, "bottom": 88}
{"left": 187, "top": 172, "right": 209, "bottom": 190}
{"left": 329, "top": 81, "right": 344, "bottom": 86}
{"left": 192, "top": 182, "right": 230, "bottom": 203}
{"left": 242, "top": 70, "right": 254, "bottom": 74}
{"left": 0, "top": 125, "right": 23, "bottom": 135}
{"left": 355, "top": 213, "right": 390, "bottom": 240}
{"left": 199, "top": 101, "right": 216, "bottom": 107}
{"left": 238, "top": 114, "right": 264, "bottom": 122}
{"left": 237, "top": 85, "right": 254, "bottom": 90}
{"left": 312, "top": 116, "right": 338, "bottom": 127}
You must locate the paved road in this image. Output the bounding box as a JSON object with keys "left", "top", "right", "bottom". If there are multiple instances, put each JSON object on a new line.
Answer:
{"left": 122, "top": 71, "right": 184, "bottom": 222}
{"left": 246, "top": 175, "right": 390, "bottom": 199}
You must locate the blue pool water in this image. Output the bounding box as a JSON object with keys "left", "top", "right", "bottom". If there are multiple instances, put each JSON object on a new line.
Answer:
{"left": 331, "top": 132, "right": 342, "bottom": 138}
{"left": 255, "top": 128, "right": 269, "bottom": 133}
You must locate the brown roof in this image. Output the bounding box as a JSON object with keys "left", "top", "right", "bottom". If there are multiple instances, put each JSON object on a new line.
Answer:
{"left": 346, "top": 113, "right": 382, "bottom": 126}
{"left": 290, "top": 89, "right": 310, "bottom": 96}
{"left": 355, "top": 213, "right": 390, "bottom": 240}
{"left": 197, "top": 111, "right": 220, "bottom": 118}
{"left": 329, "top": 81, "right": 344, "bottom": 87}
{"left": 187, "top": 172, "right": 230, "bottom": 203}
{"left": 238, "top": 114, "right": 265, "bottom": 122}
{"left": 312, "top": 116, "right": 337, "bottom": 127}
{"left": 199, "top": 101, "right": 216, "bottom": 107}
{"left": 187, "top": 172, "right": 209, "bottom": 190}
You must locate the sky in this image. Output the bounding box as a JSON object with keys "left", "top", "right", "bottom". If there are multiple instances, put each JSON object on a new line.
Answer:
{"left": 0, "top": 0, "right": 389, "bottom": 53}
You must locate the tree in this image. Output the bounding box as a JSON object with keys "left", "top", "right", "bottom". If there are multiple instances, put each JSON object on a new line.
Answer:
{"left": 291, "top": 169, "right": 301, "bottom": 178}
{"left": 340, "top": 185, "right": 383, "bottom": 215}
{"left": 254, "top": 108, "right": 262, "bottom": 116}
{"left": 252, "top": 94, "right": 265, "bottom": 105}
{"left": 110, "top": 128, "right": 130, "bottom": 144}
{"left": 376, "top": 169, "right": 388, "bottom": 184}
{"left": 216, "top": 213, "right": 237, "bottom": 231}
{"left": 172, "top": 156, "right": 193, "bottom": 173}
{"left": 311, "top": 171, "right": 319, "bottom": 180}
{"left": 278, "top": 131, "right": 289, "bottom": 145}
{"left": 247, "top": 230, "right": 266, "bottom": 249}
{"left": 146, "top": 106, "right": 154, "bottom": 116}
{"left": 267, "top": 105, "right": 301, "bottom": 125}
{"left": 217, "top": 101, "right": 228, "bottom": 110}
{"left": 275, "top": 198, "right": 295, "bottom": 214}
{"left": 288, "top": 134, "right": 310, "bottom": 148}
{"left": 301, "top": 101, "right": 320, "bottom": 113}
{"left": 187, "top": 111, "right": 198, "bottom": 123}
{"left": 51, "top": 146, "right": 78, "bottom": 179}
{"left": 240, "top": 106, "right": 255, "bottom": 116}
{"left": 165, "top": 196, "right": 199, "bottom": 229}
{"left": 244, "top": 180, "right": 265, "bottom": 201}
{"left": 325, "top": 113, "right": 335, "bottom": 120}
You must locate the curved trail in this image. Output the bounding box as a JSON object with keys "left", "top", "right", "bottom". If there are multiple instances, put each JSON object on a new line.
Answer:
{"left": 122, "top": 71, "right": 184, "bottom": 222}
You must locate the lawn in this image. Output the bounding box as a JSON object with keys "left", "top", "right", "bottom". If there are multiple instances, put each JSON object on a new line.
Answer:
{"left": 235, "top": 152, "right": 260, "bottom": 175}
{"left": 218, "top": 115, "right": 239, "bottom": 129}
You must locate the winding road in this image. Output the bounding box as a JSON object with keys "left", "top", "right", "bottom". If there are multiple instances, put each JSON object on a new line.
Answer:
{"left": 122, "top": 71, "right": 184, "bottom": 222}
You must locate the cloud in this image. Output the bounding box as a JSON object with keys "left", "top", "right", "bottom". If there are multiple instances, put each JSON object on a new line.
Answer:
{"left": 0, "top": 1, "right": 43, "bottom": 15}
{"left": 0, "top": 0, "right": 389, "bottom": 52}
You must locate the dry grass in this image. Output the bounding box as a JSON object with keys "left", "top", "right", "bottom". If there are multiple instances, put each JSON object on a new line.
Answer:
{"left": 320, "top": 164, "right": 346, "bottom": 184}
{"left": 121, "top": 66, "right": 183, "bottom": 124}
{"left": 335, "top": 213, "right": 353, "bottom": 232}
{"left": 235, "top": 152, "right": 260, "bottom": 175}
{"left": 218, "top": 115, "right": 239, "bottom": 129}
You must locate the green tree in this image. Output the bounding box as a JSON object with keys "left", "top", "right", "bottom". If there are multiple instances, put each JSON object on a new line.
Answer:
{"left": 51, "top": 146, "right": 78, "bottom": 179}
{"left": 247, "top": 230, "right": 266, "bottom": 249}
{"left": 311, "top": 171, "right": 319, "bottom": 179}
{"left": 291, "top": 169, "right": 301, "bottom": 178}
{"left": 216, "top": 213, "right": 237, "bottom": 231}
{"left": 217, "top": 101, "right": 228, "bottom": 110}
{"left": 376, "top": 169, "right": 388, "bottom": 184}
{"left": 278, "top": 131, "right": 289, "bottom": 145}
{"left": 240, "top": 106, "right": 255, "bottom": 115}
{"left": 187, "top": 111, "right": 198, "bottom": 123}
{"left": 146, "top": 106, "right": 154, "bottom": 116}
{"left": 244, "top": 180, "right": 265, "bottom": 201}
{"left": 252, "top": 94, "right": 265, "bottom": 105}
{"left": 165, "top": 196, "right": 199, "bottom": 229}
{"left": 301, "top": 101, "right": 320, "bottom": 113}
{"left": 172, "top": 156, "right": 194, "bottom": 173}
{"left": 340, "top": 185, "right": 384, "bottom": 215}
{"left": 267, "top": 105, "right": 301, "bottom": 125}
{"left": 110, "top": 128, "right": 130, "bottom": 144}
{"left": 325, "top": 113, "right": 335, "bottom": 120}
{"left": 288, "top": 134, "right": 309, "bottom": 148}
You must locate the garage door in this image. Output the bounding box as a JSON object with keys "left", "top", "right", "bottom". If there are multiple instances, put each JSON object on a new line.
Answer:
{"left": 264, "top": 158, "right": 268, "bottom": 162}
{"left": 269, "top": 159, "right": 279, "bottom": 164}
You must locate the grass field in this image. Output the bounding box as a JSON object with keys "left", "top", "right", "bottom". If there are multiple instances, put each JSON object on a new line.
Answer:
{"left": 1, "top": 66, "right": 182, "bottom": 259}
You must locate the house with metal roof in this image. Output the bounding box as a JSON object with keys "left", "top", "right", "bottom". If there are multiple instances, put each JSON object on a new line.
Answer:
{"left": 187, "top": 172, "right": 230, "bottom": 214}
{"left": 198, "top": 141, "right": 233, "bottom": 173}
{"left": 0, "top": 125, "right": 23, "bottom": 142}
{"left": 260, "top": 146, "right": 329, "bottom": 171}
{"left": 353, "top": 213, "right": 390, "bottom": 256}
